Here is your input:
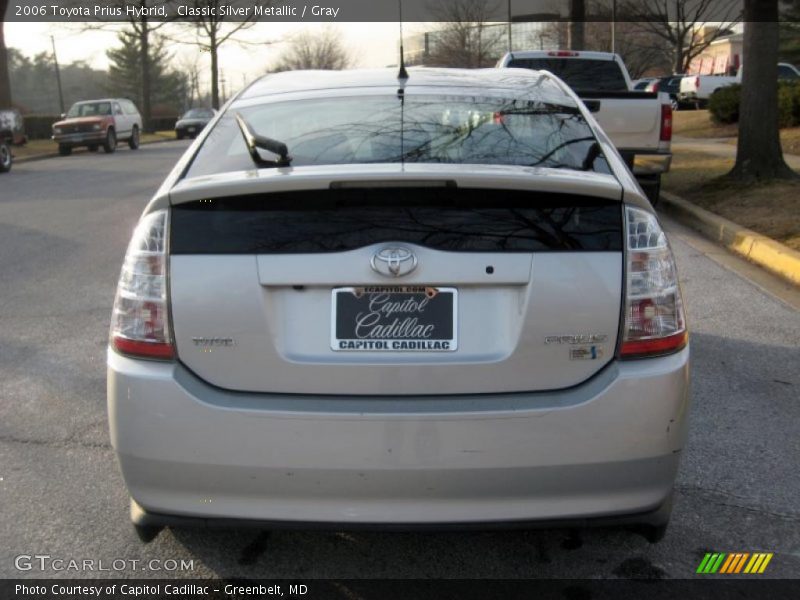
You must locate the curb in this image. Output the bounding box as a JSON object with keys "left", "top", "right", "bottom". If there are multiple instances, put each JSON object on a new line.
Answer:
{"left": 659, "top": 191, "right": 800, "bottom": 287}
{"left": 13, "top": 136, "right": 179, "bottom": 164}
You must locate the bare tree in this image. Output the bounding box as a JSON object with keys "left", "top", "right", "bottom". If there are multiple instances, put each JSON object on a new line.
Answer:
{"left": 628, "top": 0, "right": 743, "bottom": 73}
{"left": 177, "top": 54, "right": 203, "bottom": 108}
{"left": 76, "top": 1, "right": 177, "bottom": 131}
{"left": 582, "top": 21, "right": 673, "bottom": 77}
{"left": 178, "top": 0, "right": 258, "bottom": 109}
{"left": 729, "top": 0, "right": 797, "bottom": 181}
{"left": 426, "top": 0, "right": 505, "bottom": 68}
{"left": 271, "top": 28, "right": 352, "bottom": 72}
{"left": 0, "top": 0, "right": 11, "bottom": 108}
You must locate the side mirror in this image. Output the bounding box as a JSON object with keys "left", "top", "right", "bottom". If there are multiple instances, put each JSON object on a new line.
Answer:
{"left": 60, "top": 113, "right": 66, "bottom": 119}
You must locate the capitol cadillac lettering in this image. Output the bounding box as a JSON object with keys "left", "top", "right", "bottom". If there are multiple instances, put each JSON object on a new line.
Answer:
{"left": 332, "top": 286, "right": 457, "bottom": 351}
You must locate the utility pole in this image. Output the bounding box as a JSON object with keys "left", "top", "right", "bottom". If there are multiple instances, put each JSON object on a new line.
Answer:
{"left": 611, "top": 0, "right": 617, "bottom": 54}
{"left": 568, "top": 0, "right": 585, "bottom": 51}
{"left": 51, "top": 36, "right": 65, "bottom": 114}
{"left": 507, "top": 0, "right": 512, "bottom": 52}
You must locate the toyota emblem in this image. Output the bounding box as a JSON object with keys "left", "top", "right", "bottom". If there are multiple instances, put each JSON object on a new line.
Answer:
{"left": 370, "top": 246, "right": 418, "bottom": 277}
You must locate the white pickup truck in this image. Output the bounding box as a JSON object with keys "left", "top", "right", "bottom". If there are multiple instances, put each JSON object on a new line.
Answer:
{"left": 497, "top": 50, "right": 673, "bottom": 203}
{"left": 678, "top": 62, "right": 800, "bottom": 107}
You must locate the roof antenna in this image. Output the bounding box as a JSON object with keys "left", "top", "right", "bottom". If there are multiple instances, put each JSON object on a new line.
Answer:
{"left": 398, "top": 0, "right": 409, "bottom": 80}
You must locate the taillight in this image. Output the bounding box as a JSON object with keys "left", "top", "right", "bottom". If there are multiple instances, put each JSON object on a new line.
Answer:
{"left": 110, "top": 209, "right": 174, "bottom": 360}
{"left": 695, "top": 76, "right": 700, "bottom": 89}
{"left": 548, "top": 50, "right": 579, "bottom": 57}
{"left": 660, "top": 103, "right": 673, "bottom": 141}
{"left": 620, "top": 207, "right": 687, "bottom": 359}
{"left": 652, "top": 82, "right": 660, "bottom": 92}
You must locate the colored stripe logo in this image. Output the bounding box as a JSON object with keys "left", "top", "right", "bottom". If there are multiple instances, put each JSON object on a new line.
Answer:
{"left": 696, "top": 552, "right": 773, "bottom": 574}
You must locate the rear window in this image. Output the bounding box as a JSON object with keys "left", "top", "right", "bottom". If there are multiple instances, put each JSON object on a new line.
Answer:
{"left": 778, "top": 65, "right": 799, "bottom": 80}
{"left": 506, "top": 58, "right": 628, "bottom": 92}
{"left": 170, "top": 188, "right": 622, "bottom": 254}
{"left": 184, "top": 108, "right": 215, "bottom": 118}
{"left": 185, "top": 94, "right": 608, "bottom": 178}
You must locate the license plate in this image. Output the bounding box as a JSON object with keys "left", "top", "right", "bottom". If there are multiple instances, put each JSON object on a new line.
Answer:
{"left": 187, "top": 127, "right": 196, "bottom": 133}
{"left": 331, "top": 286, "right": 457, "bottom": 352}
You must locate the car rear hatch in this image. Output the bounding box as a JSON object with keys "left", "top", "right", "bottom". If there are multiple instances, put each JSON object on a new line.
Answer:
{"left": 167, "top": 165, "right": 624, "bottom": 395}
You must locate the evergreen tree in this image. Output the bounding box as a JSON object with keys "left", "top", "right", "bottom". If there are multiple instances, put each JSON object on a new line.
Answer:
{"left": 0, "top": 0, "right": 11, "bottom": 109}
{"left": 8, "top": 48, "right": 107, "bottom": 114}
{"left": 780, "top": 0, "right": 800, "bottom": 64}
{"left": 106, "top": 29, "right": 188, "bottom": 118}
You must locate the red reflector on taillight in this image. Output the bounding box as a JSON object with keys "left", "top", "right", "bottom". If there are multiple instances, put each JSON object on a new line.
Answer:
{"left": 110, "top": 210, "right": 174, "bottom": 362}
{"left": 620, "top": 332, "right": 688, "bottom": 358}
{"left": 660, "top": 103, "right": 673, "bottom": 141}
{"left": 113, "top": 337, "right": 175, "bottom": 359}
{"left": 620, "top": 207, "right": 687, "bottom": 360}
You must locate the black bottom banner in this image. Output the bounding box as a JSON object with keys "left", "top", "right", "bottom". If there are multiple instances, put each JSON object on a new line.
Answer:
{"left": 3, "top": 579, "right": 800, "bottom": 600}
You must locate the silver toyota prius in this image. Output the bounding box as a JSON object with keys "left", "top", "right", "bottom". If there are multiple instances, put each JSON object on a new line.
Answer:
{"left": 107, "top": 68, "right": 689, "bottom": 543}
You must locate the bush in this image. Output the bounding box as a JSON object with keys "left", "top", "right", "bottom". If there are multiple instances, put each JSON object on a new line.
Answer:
{"left": 23, "top": 115, "right": 61, "bottom": 140}
{"left": 708, "top": 84, "right": 741, "bottom": 124}
{"left": 777, "top": 81, "right": 800, "bottom": 128}
{"left": 148, "top": 116, "right": 178, "bottom": 132}
{"left": 708, "top": 81, "right": 800, "bottom": 128}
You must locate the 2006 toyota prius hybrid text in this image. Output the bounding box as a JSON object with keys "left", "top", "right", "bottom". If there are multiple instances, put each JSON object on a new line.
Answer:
{"left": 107, "top": 68, "right": 689, "bottom": 543}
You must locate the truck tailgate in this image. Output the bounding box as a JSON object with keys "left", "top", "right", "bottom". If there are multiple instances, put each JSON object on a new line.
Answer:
{"left": 580, "top": 92, "right": 663, "bottom": 151}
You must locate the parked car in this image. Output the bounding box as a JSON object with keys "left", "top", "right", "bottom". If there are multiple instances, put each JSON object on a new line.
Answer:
{"left": 632, "top": 77, "right": 658, "bottom": 90}
{"left": 646, "top": 76, "right": 688, "bottom": 110}
{"left": 108, "top": 68, "right": 689, "bottom": 544}
{"left": 0, "top": 108, "right": 27, "bottom": 173}
{"left": 0, "top": 127, "right": 12, "bottom": 174}
{"left": 497, "top": 50, "right": 673, "bottom": 203}
{"left": 175, "top": 108, "right": 216, "bottom": 139}
{"left": 678, "top": 63, "right": 800, "bottom": 107}
{"left": 52, "top": 98, "right": 142, "bottom": 155}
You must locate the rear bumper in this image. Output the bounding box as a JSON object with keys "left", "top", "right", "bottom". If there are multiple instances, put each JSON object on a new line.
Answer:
{"left": 131, "top": 493, "right": 674, "bottom": 531}
{"left": 175, "top": 124, "right": 206, "bottom": 135}
{"left": 678, "top": 92, "right": 701, "bottom": 103}
{"left": 108, "top": 346, "right": 690, "bottom": 526}
{"left": 632, "top": 152, "right": 672, "bottom": 176}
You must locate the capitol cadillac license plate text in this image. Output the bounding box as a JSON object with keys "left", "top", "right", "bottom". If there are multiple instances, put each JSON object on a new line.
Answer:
{"left": 331, "top": 286, "right": 458, "bottom": 352}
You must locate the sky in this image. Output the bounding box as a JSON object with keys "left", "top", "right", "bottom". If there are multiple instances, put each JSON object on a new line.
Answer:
{"left": 4, "top": 22, "right": 422, "bottom": 97}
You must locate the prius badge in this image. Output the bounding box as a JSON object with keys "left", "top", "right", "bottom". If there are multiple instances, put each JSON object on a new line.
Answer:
{"left": 370, "top": 246, "right": 418, "bottom": 278}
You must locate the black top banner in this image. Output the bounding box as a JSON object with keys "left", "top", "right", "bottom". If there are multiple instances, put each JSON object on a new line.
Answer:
{"left": 5, "top": 0, "right": 749, "bottom": 23}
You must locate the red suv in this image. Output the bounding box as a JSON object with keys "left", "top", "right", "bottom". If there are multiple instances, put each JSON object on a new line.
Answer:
{"left": 52, "top": 99, "right": 142, "bottom": 155}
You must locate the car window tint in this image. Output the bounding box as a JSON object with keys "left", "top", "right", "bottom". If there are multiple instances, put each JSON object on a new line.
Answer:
{"left": 506, "top": 58, "right": 628, "bottom": 91}
{"left": 171, "top": 189, "right": 623, "bottom": 254}
{"left": 68, "top": 102, "right": 112, "bottom": 117}
{"left": 187, "top": 95, "right": 608, "bottom": 177}
{"left": 184, "top": 109, "right": 214, "bottom": 118}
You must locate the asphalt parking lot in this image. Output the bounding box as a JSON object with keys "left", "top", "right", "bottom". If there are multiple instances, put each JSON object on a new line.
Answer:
{"left": 0, "top": 142, "right": 798, "bottom": 581}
